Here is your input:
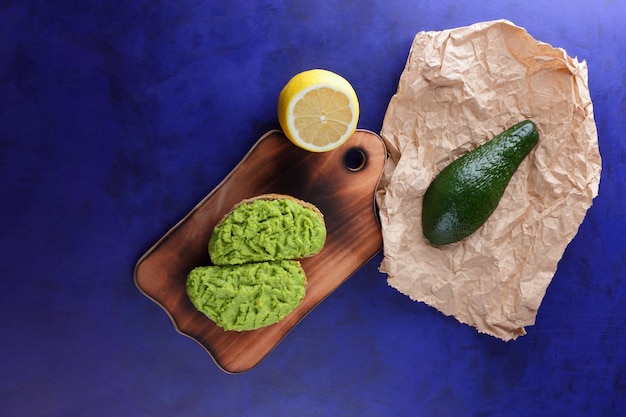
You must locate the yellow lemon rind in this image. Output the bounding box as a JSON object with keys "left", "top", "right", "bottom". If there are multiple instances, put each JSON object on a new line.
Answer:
{"left": 277, "top": 69, "right": 359, "bottom": 153}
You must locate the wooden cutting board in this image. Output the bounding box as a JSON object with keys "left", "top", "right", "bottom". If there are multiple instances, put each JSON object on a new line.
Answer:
{"left": 134, "top": 129, "right": 386, "bottom": 373}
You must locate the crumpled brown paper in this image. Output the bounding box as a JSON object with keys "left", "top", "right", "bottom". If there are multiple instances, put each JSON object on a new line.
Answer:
{"left": 376, "top": 20, "right": 601, "bottom": 341}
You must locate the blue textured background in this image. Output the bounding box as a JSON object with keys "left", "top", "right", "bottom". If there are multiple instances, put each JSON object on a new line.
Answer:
{"left": 2, "top": 1, "right": 625, "bottom": 416}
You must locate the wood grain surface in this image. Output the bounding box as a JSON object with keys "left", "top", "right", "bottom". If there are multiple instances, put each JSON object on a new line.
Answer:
{"left": 134, "top": 129, "right": 387, "bottom": 373}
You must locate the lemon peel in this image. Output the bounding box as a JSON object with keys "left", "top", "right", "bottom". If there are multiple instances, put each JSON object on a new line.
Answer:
{"left": 278, "top": 69, "right": 359, "bottom": 152}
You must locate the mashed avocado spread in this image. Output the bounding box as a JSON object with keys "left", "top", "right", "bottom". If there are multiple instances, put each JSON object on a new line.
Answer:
{"left": 186, "top": 260, "right": 306, "bottom": 331}
{"left": 209, "top": 196, "right": 326, "bottom": 265}
{"left": 187, "top": 194, "right": 326, "bottom": 331}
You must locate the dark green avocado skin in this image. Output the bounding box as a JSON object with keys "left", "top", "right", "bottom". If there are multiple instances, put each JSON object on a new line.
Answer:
{"left": 422, "top": 120, "right": 539, "bottom": 245}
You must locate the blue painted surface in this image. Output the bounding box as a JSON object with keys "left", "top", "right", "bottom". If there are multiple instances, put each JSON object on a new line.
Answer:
{"left": 1, "top": 1, "right": 625, "bottom": 416}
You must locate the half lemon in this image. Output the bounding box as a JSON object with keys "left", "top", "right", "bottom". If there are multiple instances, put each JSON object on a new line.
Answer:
{"left": 277, "top": 69, "right": 359, "bottom": 152}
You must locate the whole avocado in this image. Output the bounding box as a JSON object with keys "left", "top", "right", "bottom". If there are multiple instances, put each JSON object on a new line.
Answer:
{"left": 422, "top": 120, "right": 539, "bottom": 245}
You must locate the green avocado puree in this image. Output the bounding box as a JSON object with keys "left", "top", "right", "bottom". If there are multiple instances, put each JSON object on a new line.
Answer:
{"left": 209, "top": 198, "right": 326, "bottom": 265}
{"left": 186, "top": 260, "right": 306, "bottom": 331}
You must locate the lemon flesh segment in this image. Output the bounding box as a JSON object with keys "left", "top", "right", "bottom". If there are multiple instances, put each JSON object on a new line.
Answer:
{"left": 278, "top": 69, "right": 359, "bottom": 152}
{"left": 292, "top": 87, "right": 353, "bottom": 148}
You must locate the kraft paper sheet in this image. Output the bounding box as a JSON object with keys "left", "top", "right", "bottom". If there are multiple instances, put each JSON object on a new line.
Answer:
{"left": 376, "top": 20, "right": 601, "bottom": 340}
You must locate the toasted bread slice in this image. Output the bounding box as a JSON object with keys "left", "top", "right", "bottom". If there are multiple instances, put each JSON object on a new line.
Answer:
{"left": 186, "top": 260, "right": 306, "bottom": 331}
{"left": 209, "top": 194, "right": 326, "bottom": 265}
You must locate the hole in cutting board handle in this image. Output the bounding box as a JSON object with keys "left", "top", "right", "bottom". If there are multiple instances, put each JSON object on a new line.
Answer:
{"left": 343, "top": 147, "right": 367, "bottom": 172}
